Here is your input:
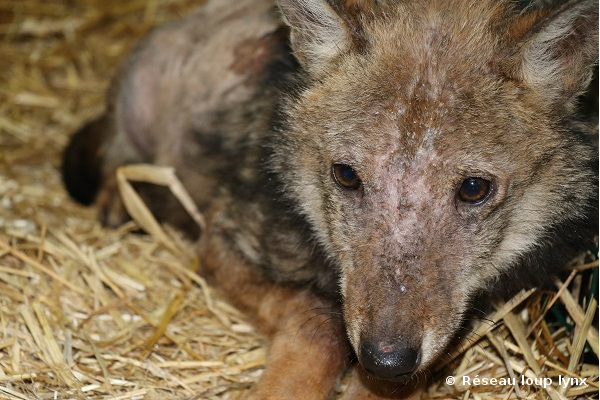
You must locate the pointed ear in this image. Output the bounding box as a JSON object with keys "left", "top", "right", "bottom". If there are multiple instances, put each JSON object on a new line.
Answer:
{"left": 277, "top": 0, "right": 353, "bottom": 73}
{"left": 512, "top": 0, "right": 598, "bottom": 108}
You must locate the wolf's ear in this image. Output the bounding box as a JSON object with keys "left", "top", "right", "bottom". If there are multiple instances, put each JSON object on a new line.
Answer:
{"left": 277, "top": 0, "right": 354, "bottom": 73}
{"left": 511, "top": 0, "right": 598, "bottom": 108}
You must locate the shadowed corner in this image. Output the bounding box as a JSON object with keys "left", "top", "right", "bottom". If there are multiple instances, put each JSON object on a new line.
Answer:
{"left": 61, "top": 115, "right": 108, "bottom": 205}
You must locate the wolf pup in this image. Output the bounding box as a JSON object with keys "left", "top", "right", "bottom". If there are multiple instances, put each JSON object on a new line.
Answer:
{"left": 63, "top": 0, "right": 598, "bottom": 398}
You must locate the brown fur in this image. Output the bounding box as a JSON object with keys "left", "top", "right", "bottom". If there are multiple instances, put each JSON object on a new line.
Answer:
{"left": 63, "top": 0, "right": 598, "bottom": 398}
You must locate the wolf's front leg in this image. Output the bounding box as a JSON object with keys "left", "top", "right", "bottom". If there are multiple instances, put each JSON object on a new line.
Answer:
{"left": 246, "top": 300, "right": 349, "bottom": 400}
{"left": 200, "top": 227, "right": 350, "bottom": 399}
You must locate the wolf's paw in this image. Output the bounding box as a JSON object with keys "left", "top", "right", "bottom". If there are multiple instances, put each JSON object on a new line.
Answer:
{"left": 96, "top": 177, "right": 130, "bottom": 228}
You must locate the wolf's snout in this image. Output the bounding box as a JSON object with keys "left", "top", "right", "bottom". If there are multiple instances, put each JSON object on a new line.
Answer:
{"left": 359, "top": 340, "right": 419, "bottom": 381}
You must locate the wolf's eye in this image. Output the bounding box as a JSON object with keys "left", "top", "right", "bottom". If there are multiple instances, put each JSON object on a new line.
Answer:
{"left": 458, "top": 177, "right": 492, "bottom": 204}
{"left": 332, "top": 164, "right": 361, "bottom": 190}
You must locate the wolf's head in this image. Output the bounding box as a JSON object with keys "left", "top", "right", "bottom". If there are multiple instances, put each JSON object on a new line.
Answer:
{"left": 272, "top": 0, "right": 598, "bottom": 381}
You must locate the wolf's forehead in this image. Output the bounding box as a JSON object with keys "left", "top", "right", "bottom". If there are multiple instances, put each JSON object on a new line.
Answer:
{"left": 352, "top": 50, "right": 489, "bottom": 143}
{"left": 324, "top": 4, "right": 507, "bottom": 161}
{"left": 364, "top": 2, "right": 502, "bottom": 85}
{"left": 359, "top": 76, "right": 461, "bottom": 165}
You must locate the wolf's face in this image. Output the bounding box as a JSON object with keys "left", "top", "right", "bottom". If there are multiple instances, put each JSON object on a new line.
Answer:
{"left": 274, "top": 0, "right": 598, "bottom": 380}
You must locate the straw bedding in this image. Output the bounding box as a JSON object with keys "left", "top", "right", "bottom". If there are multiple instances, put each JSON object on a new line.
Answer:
{"left": 0, "top": 0, "right": 597, "bottom": 399}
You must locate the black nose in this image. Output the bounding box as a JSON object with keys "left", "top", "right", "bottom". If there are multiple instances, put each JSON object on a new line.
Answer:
{"left": 359, "top": 341, "right": 419, "bottom": 381}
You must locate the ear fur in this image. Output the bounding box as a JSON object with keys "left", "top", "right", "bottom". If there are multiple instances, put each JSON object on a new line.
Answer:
{"left": 513, "top": 0, "right": 598, "bottom": 108}
{"left": 277, "top": 0, "right": 352, "bottom": 73}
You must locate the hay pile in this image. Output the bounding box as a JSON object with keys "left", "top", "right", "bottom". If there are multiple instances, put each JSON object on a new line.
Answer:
{"left": 0, "top": 0, "right": 597, "bottom": 399}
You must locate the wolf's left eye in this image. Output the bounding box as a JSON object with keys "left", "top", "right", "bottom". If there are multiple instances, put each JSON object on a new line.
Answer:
{"left": 332, "top": 164, "right": 361, "bottom": 190}
{"left": 457, "top": 177, "right": 492, "bottom": 204}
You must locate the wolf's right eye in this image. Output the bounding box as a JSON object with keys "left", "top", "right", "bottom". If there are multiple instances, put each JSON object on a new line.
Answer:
{"left": 457, "top": 177, "right": 492, "bottom": 204}
{"left": 332, "top": 164, "right": 361, "bottom": 190}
